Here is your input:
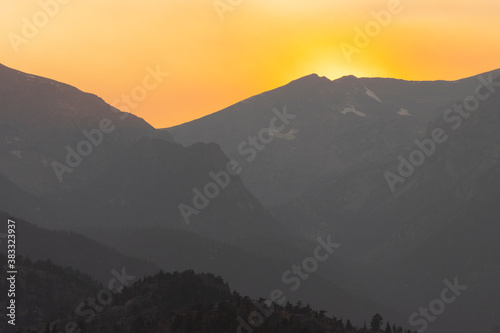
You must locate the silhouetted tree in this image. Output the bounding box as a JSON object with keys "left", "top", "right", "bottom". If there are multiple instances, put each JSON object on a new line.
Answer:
{"left": 371, "top": 313, "right": 383, "bottom": 331}
{"left": 346, "top": 319, "right": 354, "bottom": 331}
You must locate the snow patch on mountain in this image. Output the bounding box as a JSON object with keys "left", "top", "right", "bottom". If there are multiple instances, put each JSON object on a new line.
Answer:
{"left": 342, "top": 105, "right": 366, "bottom": 117}
{"left": 365, "top": 87, "right": 382, "bottom": 103}
{"left": 5, "top": 137, "right": 20, "bottom": 145}
{"left": 18, "top": 72, "right": 36, "bottom": 81}
{"left": 11, "top": 151, "right": 22, "bottom": 159}
{"left": 397, "top": 108, "right": 411, "bottom": 116}
{"left": 269, "top": 128, "right": 299, "bottom": 140}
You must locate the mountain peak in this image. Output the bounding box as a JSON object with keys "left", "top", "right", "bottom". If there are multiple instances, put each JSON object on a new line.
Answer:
{"left": 285, "top": 73, "right": 332, "bottom": 91}
{"left": 339, "top": 74, "right": 358, "bottom": 80}
{"left": 334, "top": 75, "right": 360, "bottom": 84}
{"left": 290, "top": 73, "right": 330, "bottom": 83}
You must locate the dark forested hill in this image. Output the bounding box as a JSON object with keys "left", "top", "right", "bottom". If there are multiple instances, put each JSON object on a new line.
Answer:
{"left": 0, "top": 254, "right": 101, "bottom": 333}
{"left": 6, "top": 261, "right": 415, "bottom": 333}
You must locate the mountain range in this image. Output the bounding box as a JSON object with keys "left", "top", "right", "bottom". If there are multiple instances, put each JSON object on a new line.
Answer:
{"left": 1, "top": 63, "right": 500, "bottom": 332}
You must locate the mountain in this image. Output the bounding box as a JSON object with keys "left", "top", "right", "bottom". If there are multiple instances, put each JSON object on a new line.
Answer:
{"left": 270, "top": 73, "right": 500, "bottom": 262}
{"left": 0, "top": 171, "right": 59, "bottom": 226}
{"left": 168, "top": 70, "right": 500, "bottom": 207}
{"left": 0, "top": 174, "right": 393, "bottom": 327}
{"left": 4, "top": 62, "right": 500, "bottom": 332}
{"left": 365, "top": 81, "right": 500, "bottom": 333}
{"left": 0, "top": 63, "right": 173, "bottom": 195}
{"left": 45, "top": 137, "right": 287, "bottom": 243}
{"left": 0, "top": 63, "right": 287, "bottom": 245}
{"left": 0, "top": 211, "right": 159, "bottom": 284}
{"left": 0, "top": 64, "right": 394, "bottom": 326}
{"left": 167, "top": 69, "right": 500, "bottom": 332}
{"left": 166, "top": 68, "right": 500, "bottom": 262}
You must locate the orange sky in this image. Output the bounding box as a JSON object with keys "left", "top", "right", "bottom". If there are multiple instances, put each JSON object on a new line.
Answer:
{"left": 1, "top": 0, "right": 499, "bottom": 128}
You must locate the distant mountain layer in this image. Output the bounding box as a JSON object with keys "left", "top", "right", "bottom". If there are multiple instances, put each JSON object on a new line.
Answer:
{"left": 0, "top": 211, "right": 159, "bottom": 284}
{"left": 168, "top": 69, "right": 500, "bottom": 206}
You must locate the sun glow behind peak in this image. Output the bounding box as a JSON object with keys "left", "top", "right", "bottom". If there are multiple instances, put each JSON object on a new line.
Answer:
{"left": 1, "top": 0, "right": 499, "bottom": 127}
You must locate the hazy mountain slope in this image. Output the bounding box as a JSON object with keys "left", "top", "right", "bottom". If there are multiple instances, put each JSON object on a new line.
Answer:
{"left": 374, "top": 197, "right": 500, "bottom": 333}
{"left": 45, "top": 137, "right": 288, "bottom": 244}
{"left": 369, "top": 83, "right": 500, "bottom": 333}
{"left": 292, "top": 74, "right": 500, "bottom": 261}
{"left": 0, "top": 171, "right": 61, "bottom": 227}
{"left": 0, "top": 63, "right": 173, "bottom": 195}
{"left": 0, "top": 211, "right": 159, "bottom": 284}
{"left": 169, "top": 69, "right": 500, "bottom": 332}
{"left": 78, "top": 225, "right": 404, "bottom": 326}
{"left": 287, "top": 76, "right": 500, "bottom": 332}
{"left": 0, "top": 64, "right": 290, "bottom": 246}
{"left": 168, "top": 70, "right": 500, "bottom": 206}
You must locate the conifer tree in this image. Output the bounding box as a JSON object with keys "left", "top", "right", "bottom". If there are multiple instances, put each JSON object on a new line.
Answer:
{"left": 346, "top": 319, "right": 354, "bottom": 331}
{"left": 371, "top": 313, "right": 383, "bottom": 331}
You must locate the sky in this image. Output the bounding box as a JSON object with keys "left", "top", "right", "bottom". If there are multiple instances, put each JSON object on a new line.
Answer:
{"left": 1, "top": 0, "right": 499, "bottom": 128}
